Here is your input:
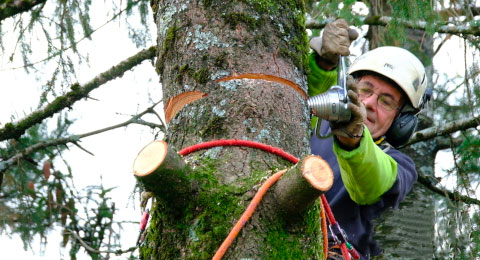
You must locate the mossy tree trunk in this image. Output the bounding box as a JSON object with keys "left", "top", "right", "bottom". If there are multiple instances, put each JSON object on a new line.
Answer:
{"left": 139, "top": 1, "right": 327, "bottom": 259}
{"left": 367, "top": 1, "right": 436, "bottom": 259}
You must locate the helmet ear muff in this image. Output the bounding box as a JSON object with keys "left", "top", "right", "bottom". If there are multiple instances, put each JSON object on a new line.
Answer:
{"left": 384, "top": 87, "right": 432, "bottom": 148}
{"left": 385, "top": 112, "right": 418, "bottom": 148}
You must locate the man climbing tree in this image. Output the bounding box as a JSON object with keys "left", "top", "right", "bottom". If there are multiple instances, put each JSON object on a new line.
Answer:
{"left": 308, "top": 19, "right": 429, "bottom": 259}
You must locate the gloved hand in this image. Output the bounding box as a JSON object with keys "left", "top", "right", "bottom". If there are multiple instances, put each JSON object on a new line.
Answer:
{"left": 331, "top": 75, "right": 366, "bottom": 139}
{"left": 310, "top": 19, "right": 358, "bottom": 67}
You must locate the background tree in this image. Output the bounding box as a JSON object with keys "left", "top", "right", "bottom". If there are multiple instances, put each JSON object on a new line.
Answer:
{"left": 363, "top": 1, "right": 437, "bottom": 258}
{"left": 1, "top": 0, "right": 479, "bottom": 259}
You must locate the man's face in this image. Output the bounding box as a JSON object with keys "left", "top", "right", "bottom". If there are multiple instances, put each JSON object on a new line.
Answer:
{"left": 357, "top": 75, "right": 404, "bottom": 139}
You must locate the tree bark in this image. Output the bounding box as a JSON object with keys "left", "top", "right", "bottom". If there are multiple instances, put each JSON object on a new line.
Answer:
{"left": 140, "top": 1, "right": 326, "bottom": 259}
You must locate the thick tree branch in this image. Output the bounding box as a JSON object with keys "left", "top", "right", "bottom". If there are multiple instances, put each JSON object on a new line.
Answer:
{"left": 0, "top": 46, "right": 157, "bottom": 142}
{"left": 273, "top": 155, "right": 333, "bottom": 216}
{"left": 433, "top": 136, "right": 463, "bottom": 153}
{"left": 417, "top": 172, "right": 480, "bottom": 206}
{"left": 0, "top": 101, "right": 163, "bottom": 173}
{"left": 133, "top": 141, "right": 194, "bottom": 210}
{"left": 0, "top": 0, "right": 46, "bottom": 21}
{"left": 306, "top": 16, "right": 480, "bottom": 37}
{"left": 408, "top": 114, "right": 480, "bottom": 145}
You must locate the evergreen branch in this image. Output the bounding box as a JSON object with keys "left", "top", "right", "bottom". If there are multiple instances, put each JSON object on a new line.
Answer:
{"left": 417, "top": 172, "right": 480, "bottom": 206}
{"left": 72, "top": 142, "right": 94, "bottom": 156}
{"left": 0, "top": 100, "right": 163, "bottom": 173}
{"left": 1, "top": 0, "right": 144, "bottom": 71}
{"left": 65, "top": 229, "right": 137, "bottom": 255}
{"left": 0, "top": 0, "right": 46, "bottom": 21}
{"left": 436, "top": 79, "right": 465, "bottom": 105}
{"left": 306, "top": 16, "right": 480, "bottom": 37}
{"left": 450, "top": 135, "right": 475, "bottom": 201}
{"left": 0, "top": 45, "right": 157, "bottom": 141}
{"left": 408, "top": 114, "right": 480, "bottom": 145}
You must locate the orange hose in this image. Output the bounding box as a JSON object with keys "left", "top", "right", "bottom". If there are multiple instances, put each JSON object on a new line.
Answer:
{"left": 320, "top": 200, "right": 328, "bottom": 260}
{"left": 211, "top": 169, "right": 287, "bottom": 260}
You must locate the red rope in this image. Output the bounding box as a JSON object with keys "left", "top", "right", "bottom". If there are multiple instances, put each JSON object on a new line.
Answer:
{"left": 321, "top": 193, "right": 337, "bottom": 226}
{"left": 178, "top": 139, "right": 299, "bottom": 164}
{"left": 321, "top": 187, "right": 354, "bottom": 260}
{"left": 179, "top": 139, "right": 345, "bottom": 260}
{"left": 341, "top": 244, "right": 351, "bottom": 260}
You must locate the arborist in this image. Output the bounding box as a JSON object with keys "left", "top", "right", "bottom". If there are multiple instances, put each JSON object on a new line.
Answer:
{"left": 308, "top": 19, "right": 429, "bottom": 260}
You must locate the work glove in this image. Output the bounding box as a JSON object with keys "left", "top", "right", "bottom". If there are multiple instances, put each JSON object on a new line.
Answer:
{"left": 331, "top": 76, "right": 366, "bottom": 138}
{"left": 310, "top": 19, "right": 359, "bottom": 67}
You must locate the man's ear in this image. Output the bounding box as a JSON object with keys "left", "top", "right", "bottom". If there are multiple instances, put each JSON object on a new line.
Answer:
{"left": 385, "top": 113, "right": 418, "bottom": 148}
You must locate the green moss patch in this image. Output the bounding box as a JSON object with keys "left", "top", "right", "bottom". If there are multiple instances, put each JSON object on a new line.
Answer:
{"left": 193, "top": 68, "right": 210, "bottom": 84}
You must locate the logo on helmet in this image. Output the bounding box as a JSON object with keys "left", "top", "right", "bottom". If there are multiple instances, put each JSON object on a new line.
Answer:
{"left": 412, "top": 78, "right": 419, "bottom": 91}
{"left": 383, "top": 63, "right": 394, "bottom": 70}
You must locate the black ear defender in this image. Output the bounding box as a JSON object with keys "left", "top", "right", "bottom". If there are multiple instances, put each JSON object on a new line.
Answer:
{"left": 385, "top": 112, "right": 418, "bottom": 147}
{"left": 385, "top": 88, "right": 432, "bottom": 148}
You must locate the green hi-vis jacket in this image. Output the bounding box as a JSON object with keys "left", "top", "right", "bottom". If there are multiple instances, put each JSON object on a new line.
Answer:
{"left": 308, "top": 53, "right": 418, "bottom": 259}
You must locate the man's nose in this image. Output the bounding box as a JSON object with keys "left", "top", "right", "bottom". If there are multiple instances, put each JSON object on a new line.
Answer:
{"left": 361, "top": 94, "right": 377, "bottom": 111}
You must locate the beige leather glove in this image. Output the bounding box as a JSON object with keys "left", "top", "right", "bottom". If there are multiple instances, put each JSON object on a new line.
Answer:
{"left": 331, "top": 76, "right": 366, "bottom": 138}
{"left": 310, "top": 19, "right": 358, "bottom": 67}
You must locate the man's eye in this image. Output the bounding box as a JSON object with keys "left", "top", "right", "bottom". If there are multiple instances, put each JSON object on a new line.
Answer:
{"left": 379, "top": 96, "right": 395, "bottom": 109}
{"left": 359, "top": 88, "right": 373, "bottom": 95}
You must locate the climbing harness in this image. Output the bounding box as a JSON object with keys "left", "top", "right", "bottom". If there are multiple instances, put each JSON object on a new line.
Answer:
{"left": 137, "top": 139, "right": 359, "bottom": 260}
{"left": 321, "top": 195, "right": 360, "bottom": 260}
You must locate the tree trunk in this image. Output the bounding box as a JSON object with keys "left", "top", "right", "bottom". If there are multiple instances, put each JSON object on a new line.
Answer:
{"left": 138, "top": 1, "right": 328, "bottom": 259}
{"left": 367, "top": 1, "right": 436, "bottom": 259}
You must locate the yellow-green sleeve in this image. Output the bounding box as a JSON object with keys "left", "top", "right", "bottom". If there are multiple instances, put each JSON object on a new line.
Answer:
{"left": 307, "top": 52, "right": 338, "bottom": 96}
{"left": 333, "top": 127, "right": 398, "bottom": 205}
{"left": 307, "top": 52, "right": 338, "bottom": 129}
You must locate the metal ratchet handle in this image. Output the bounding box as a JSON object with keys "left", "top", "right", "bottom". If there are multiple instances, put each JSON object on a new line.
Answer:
{"left": 337, "top": 56, "right": 348, "bottom": 103}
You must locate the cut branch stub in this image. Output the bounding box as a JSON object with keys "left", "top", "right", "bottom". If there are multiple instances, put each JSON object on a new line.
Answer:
{"left": 133, "top": 140, "right": 193, "bottom": 209}
{"left": 302, "top": 155, "right": 333, "bottom": 191}
{"left": 273, "top": 155, "right": 333, "bottom": 216}
{"left": 164, "top": 91, "right": 207, "bottom": 124}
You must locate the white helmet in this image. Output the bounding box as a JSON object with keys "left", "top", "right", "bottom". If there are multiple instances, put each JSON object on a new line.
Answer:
{"left": 348, "top": 46, "right": 427, "bottom": 109}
